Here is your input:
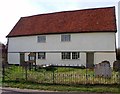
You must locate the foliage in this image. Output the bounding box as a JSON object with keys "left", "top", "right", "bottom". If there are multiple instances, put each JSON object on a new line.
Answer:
{"left": 2, "top": 65, "right": 120, "bottom": 93}
{"left": 2, "top": 81, "right": 120, "bottom": 93}
{"left": 3, "top": 65, "right": 119, "bottom": 85}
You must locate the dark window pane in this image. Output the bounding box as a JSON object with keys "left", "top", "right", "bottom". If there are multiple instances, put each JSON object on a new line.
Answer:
{"left": 61, "top": 34, "right": 71, "bottom": 42}
{"left": 72, "top": 52, "right": 80, "bottom": 59}
{"left": 38, "top": 52, "right": 46, "bottom": 59}
{"left": 38, "top": 36, "right": 46, "bottom": 43}
{"left": 61, "top": 52, "right": 71, "bottom": 59}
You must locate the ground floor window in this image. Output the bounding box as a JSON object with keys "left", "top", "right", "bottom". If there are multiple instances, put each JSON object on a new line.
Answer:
{"left": 28, "top": 52, "right": 36, "bottom": 61}
{"left": 38, "top": 52, "right": 46, "bottom": 59}
{"left": 61, "top": 52, "right": 80, "bottom": 60}
{"left": 72, "top": 52, "right": 80, "bottom": 59}
{"left": 62, "top": 52, "right": 71, "bottom": 59}
{"left": 29, "top": 56, "right": 35, "bottom": 61}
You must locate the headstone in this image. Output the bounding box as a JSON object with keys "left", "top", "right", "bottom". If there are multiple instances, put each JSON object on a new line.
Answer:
{"left": 113, "top": 60, "right": 120, "bottom": 72}
{"left": 94, "top": 61, "right": 112, "bottom": 78}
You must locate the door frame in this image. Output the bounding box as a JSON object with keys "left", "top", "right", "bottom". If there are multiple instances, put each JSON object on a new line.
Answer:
{"left": 20, "top": 52, "right": 25, "bottom": 65}
{"left": 86, "top": 52, "right": 94, "bottom": 68}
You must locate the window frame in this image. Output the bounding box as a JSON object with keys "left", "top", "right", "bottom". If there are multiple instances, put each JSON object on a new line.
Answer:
{"left": 28, "top": 52, "right": 36, "bottom": 61}
{"left": 72, "top": 52, "right": 80, "bottom": 59}
{"left": 38, "top": 52, "right": 46, "bottom": 59}
{"left": 61, "top": 34, "right": 71, "bottom": 42}
{"left": 37, "top": 36, "right": 46, "bottom": 43}
{"left": 29, "top": 56, "right": 35, "bottom": 61}
{"left": 61, "top": 52, "right": 80, "bottom": 60}
{"left": 61, "top": 52, "right": 71, "bottom": 60}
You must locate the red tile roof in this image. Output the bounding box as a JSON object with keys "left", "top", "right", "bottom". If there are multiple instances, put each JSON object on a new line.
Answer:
{"left": 7, "top": 7, "right": 117, "bottom": 37}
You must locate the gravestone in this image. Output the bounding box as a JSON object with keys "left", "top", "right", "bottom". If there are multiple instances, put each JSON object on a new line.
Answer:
{"left": 113, "top": 60, "right": 120, "bottom": 72}
{"left": 94, "top": 61, "right": 112, "bottom": 78}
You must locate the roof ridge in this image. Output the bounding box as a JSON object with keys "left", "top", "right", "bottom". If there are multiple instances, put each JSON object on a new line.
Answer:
{"left": 23, "top": 6, "right": 115, "bottom": 18}
{"left": 7, "top": 6, "right": 116, "bottom": 37}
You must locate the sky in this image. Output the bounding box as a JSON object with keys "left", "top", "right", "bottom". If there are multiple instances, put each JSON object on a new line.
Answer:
{"left": 0, "top": 0, "right": 119, "bottom": 47}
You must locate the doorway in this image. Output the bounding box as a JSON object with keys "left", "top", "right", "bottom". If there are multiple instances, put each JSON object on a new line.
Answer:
{"left": 86, "top": 52, "right": 94, "bottom": 68}
{"left": 20, "top": 53, "right": 25, "bottom": 65}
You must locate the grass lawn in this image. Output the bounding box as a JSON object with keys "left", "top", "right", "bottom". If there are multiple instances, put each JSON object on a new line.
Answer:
{"left": 2, "top": 65, "right": 120, "bottom": 93}
{"left": 2, "top": 81, "right": 120, "bottom": 93}
{"left": 3, "top": 65, "right": 119, "bottom": 84}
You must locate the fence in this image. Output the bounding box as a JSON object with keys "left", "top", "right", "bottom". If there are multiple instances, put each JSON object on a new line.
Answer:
{"left": 2, "top": 63, "right": 120, "bottom": 85}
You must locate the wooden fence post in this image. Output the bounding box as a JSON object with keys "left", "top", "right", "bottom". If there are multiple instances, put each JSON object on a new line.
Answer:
{"left": 52, "top": 67, "right": 55, "bottom": 84}
{"left": 24, "top": 62, "right": 28, "bottom": 81}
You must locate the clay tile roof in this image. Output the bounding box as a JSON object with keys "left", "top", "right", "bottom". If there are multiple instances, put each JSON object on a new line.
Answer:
{"left": 7, "top": 7, "right": 117, "bottom": 37}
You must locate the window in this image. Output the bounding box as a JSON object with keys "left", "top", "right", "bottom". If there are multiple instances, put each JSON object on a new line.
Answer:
{"left": 38, "top": 52, "right": 46, "bottom": 59}
{"left": 61, "top": 34, "right": 71, "bottom": 42}
{"left": 62, "top": 52, "right": 71, "bottom": 59}
{"left": 61, "top": 52, "right": 80, "bottom": 60}
{"left": 28, "top": 52, "right": 36, "bottom": 61}
{"left": 72, "top": 52, "right": 80, "bottom": 59}
{"left": 29, "top": 56, "right": 35, "bottom": 61}
{"left": 37, "top": 36, "right": 46, "bottom": 43}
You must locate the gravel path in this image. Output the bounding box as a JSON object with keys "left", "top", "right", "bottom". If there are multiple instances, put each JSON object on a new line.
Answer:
{"left": 1, "top": 87, "right": 115, "bottom": 94}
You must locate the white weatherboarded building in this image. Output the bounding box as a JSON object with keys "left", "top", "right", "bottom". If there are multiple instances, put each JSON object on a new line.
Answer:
{"left": 7, "top": 7, "right": 117, "bottom": 68}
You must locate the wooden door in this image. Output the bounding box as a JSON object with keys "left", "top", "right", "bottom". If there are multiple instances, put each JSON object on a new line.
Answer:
{"left": 20, "top": 53, "right": 25, "bottom": 65}
{"left": 86, "top": 52, "right": 94, "bottom": 68}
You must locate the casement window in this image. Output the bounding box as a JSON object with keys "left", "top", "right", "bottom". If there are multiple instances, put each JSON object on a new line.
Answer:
{"left": 38, "top": 52, "right": 46, "bottom": 59}
{"left": 29, "top": 56, "right": 35, "bottom": 61}
{"left": 62, "top": 52, "right": 71, "bottom": 59}
{"left": 61, "top": 34, "right": 71, "bottom": 42}
{"left": 61, "top": 52, "right": 80, "bottom": 60}
{"left": 37, "top": 36, "right": 46, "bottom": 43}
{"left": 72, "top": 52, "right": 80, "bottom": 59}
{"left": 28, "top": 53, "right": 36, "bottom": 61}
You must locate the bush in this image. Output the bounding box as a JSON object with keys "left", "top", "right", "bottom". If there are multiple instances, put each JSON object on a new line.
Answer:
{"left": 44, "top": 67, "right": 57, "bottom": 71}
{"left": 79, "top": 65, "right": 86, "bottom": 69}
{"left": 36, "top": 65, "right": 57, "bottom": 72}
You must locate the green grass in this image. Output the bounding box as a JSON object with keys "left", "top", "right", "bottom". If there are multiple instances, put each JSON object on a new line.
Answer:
{"left": 3, "top": 65, "right": 120, "bottom": 84}
{"left": 2, "top": 81, "right": 120, "bottom": 93}
{"left": 2, "top": 65, "right": 120, "bottom": 93}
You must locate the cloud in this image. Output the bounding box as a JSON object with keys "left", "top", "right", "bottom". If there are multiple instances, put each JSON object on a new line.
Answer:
{"left": 0, "top": 0, "right": 119, "bottom": 44}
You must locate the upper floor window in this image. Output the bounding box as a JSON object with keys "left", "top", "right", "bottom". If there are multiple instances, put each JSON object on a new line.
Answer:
{"left": 61, "top": 34, "right": 71, "bottom": 42}
{"left": 37, "top": 36, "right": 46, "bottom": 43}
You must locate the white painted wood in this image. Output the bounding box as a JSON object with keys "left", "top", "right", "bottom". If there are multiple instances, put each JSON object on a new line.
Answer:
{"left": 8, "top": 33, "right": 115, "bottom": 52}
{"left": 94, "top": 53, "right": 116, "bottom": 67}
{"left": 25, "top": 53, "right": 29, "bottom": 61}
{"left": 8, "top": 53, "right": 19, "bottom": 64}
{"left": 7, "top": 32, "right": 116, "bottom": 66}
{"left": 36, "top": 52, "right": 86, "bottom": 66}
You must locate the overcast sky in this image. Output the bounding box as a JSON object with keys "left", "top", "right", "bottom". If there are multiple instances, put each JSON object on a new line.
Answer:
{"left": 0, "top": 0, "right": 119, "bottom": 47}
